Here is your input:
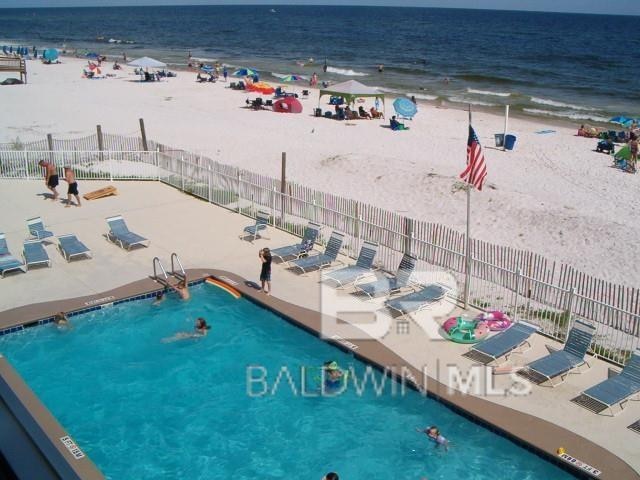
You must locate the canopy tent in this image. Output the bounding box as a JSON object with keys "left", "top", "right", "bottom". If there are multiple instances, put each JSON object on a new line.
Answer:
{"left": 318, "top": 80, "right": 384, "bottom": 108}
{"left": 273, "top": 97, "right": 303, "bottom": 114}
{"left": 127, "top": 56, "right": 166, "bottom": 68}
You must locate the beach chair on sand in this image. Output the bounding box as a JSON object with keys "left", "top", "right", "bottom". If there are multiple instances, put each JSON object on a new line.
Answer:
{"left": 323, "top": 241, "right": 378, "bottom": 288}
{"left": 464, "top": 321, "right": 538, "bottom": 365}
{"left": 240, "top": 211, "right": 270, "bottom": 242}
{"left": 106, "top": 215, "right": 149, "bottom": 250}
{"left": 23, "top": 240, "right": 51, "bottom": 270}
{"left": 58, "top": 234, "right": 92, "bottom": 262}
{"left": 26, "top": 216, "right": 54, "bottom": 241}
{"left": 289, "top": 231, "right": 344, "bottom": 274}
{"left": 385, "top": 283, "right": 448, "bottom": 317}
{"left": 518, "top": 320, "right": 596, "bottom": 387}
{"left": 572, "top": 349, "right": 640, "bottom": 416}
{"left": 0, "top": 233, "right": 25, "bottom": 278}
{"left": 353, "top": 253, "right": 416, "bottom": 299}
{"left": 271, "top": 222, "right": 321, "bottom": 262}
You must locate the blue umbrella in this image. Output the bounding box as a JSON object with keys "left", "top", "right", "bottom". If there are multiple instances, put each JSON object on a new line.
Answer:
{"left": 232, "top": 68, "right": 257, "bottom": 77}
{"left": 200, "top": 65, "right": 214, "bottom": 72}
{"left": 609, "top": 115, "right": 630, "bottom": 125}
{"left": 621, "top": 118, "right": 638, "bottom": 128}
{"left": 42, "top": 48, "right": 59, "bottom": 62}
{"left": 393, "top": 97, "right": 418, "bottom": 119}
{"left": 86, "top": 52, "right": 100, "bottom": 60}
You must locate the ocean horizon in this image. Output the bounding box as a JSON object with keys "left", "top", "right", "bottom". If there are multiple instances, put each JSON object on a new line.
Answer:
{"left": 1, "top": 4, "right": 639, "bottom": 123}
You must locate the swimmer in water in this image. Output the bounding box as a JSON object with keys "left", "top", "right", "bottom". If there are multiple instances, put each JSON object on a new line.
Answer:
{"left": 417, "top": 426, "right": 449, "bottom": 451}
{"left": 323, "top": 361, "right": 344, "bottom": 389}
{"left": 162, "top": 317, "right": 210, "bottom": 342}
{"left": 53, "top": 312, "right": 72, "bottom": 329}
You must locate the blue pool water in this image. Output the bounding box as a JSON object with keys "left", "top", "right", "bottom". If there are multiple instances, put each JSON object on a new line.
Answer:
{"left": 0, "top": 284, "right": 574, "bottom": 480}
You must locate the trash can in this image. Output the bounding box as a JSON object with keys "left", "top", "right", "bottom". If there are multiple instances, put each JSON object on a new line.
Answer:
{"left": 494, "top": 134, "right": 504, "bottom": 147}
{"left": 504, "top": 134, "right": 517, "bottom": 151}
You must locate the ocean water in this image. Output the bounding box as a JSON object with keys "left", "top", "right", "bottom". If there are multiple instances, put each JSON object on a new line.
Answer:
{"left": 0, "top": 284, "right": 576, "bottom": 480}
{"left": 1, "top": 5, "right": 639, "bottom": 123}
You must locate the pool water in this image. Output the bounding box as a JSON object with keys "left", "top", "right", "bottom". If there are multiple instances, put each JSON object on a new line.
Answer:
{"left": 0, "top": 284, "right": 575, "bottom": 480}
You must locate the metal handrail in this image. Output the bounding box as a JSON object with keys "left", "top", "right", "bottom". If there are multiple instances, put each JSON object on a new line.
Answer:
{"left": 152, "top": 257, "right": 168, "bottom": 281}
{"left": 170, "top": 253, "right": 185, "bottom": 280}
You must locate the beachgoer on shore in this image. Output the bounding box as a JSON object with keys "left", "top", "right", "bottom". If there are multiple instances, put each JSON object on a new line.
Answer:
{"left": 259, "top": 248, "right": 272, "bottom": 294}
{"left": 323, "top": 58, "right": 328, "bottom": 73}
{"left": 63, "top": 166, "right": 81, "bottom": 207}
{"left": 378, "top": 64, "right": 384, "bottom": 73}
{"left": 310, "top": 72, "right": 318, "bottom": 87}
{"left": 123, "top": 52, "right": 127, "bottom": 62}
{"left": 629, "top": 133, "right": 638, "bottom": 173}
{"left": 38, "top": 160, "right": 59, "bottom": 200}
{"left": 411, "top": 95, "right": 417, "bottom": 104}
{"left": 223, "top": 66, "right": 228, "bottom": 82}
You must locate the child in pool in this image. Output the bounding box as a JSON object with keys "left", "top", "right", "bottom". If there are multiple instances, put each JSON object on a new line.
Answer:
{"left": 323, "top": 361, "right": 344, "bottom": 388}
{"left": 418, "top": 426, "right": 449, "bottom": 451}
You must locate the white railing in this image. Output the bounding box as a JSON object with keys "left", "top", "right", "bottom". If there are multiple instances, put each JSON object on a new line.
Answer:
{"left": 1, "top": 147, "right": 637, "bottom": 366}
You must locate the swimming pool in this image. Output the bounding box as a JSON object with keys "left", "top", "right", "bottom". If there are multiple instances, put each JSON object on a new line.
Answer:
{"left": 0, "top": 283, "right": 575, "bottom": 480}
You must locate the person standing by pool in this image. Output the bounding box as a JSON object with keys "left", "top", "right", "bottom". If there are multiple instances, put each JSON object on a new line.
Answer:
{"left": 38, "top": 160, "right": 59, "bottom": 200}
{"left": 63, "top": 166, "right": 81, "bottom": 207}
{"left": 259, "top": 248, "right": 272, "bottom": 294}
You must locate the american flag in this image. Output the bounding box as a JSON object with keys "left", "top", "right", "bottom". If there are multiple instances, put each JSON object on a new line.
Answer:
{"left": 459, "top": 125, "right": 487, "bottom": 191}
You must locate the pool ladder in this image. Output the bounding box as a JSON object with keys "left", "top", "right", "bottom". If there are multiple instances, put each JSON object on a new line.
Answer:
{"left": 152, "top": 253, "right": 186, "bottom": 287}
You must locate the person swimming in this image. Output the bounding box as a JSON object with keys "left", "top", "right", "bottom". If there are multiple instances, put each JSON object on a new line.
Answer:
{"left": 53, "top": 312, "right": 72, "bottom": 329}
{"left": 417, "top": 426, "right": 449, "bottom": 450}
{"left": 162, "top": 317, "right": 210, "bottom": 342}
{"left": 323, "top": 361, "right": 345, "bottom": 389}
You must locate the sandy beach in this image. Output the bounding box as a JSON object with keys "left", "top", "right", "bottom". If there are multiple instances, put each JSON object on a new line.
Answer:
{"left": 1, "top": 57, "right": 637, "bottom": 285}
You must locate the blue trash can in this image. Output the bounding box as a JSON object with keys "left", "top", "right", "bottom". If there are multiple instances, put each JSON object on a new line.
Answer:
{"left": 504, "top": 134, "right": 517, "bottom": 150}
{"left": 494, "top": 134, "right": 504, "bottom": 147}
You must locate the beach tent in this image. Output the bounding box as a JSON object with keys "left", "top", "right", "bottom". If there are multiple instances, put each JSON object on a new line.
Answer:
{"left": 127, "top": 57, "right": 166, "bottom": 68}
{"left": 615, "top": 144, "right": 631, "bottom": 161}
{"left": 273, "top": 97, "right": 303, "bottom": 114}
{"left": 42, "top": 48, "right": 59, "bottom": 62}
{"left": 318, "top": 79, "right": 384, "bottom": 108}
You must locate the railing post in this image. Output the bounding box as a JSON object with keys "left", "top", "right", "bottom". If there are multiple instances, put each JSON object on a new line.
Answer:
{"left": 404, "top": 217, "right": 413, "bottom": 255}
{"left": 96, "top": 125, "right": 104, "bottom": 162}
{"left": 109, "top": 151, "right": 113, "bottom": 181}
{"left": 566, "top": 287, "right": 577, "bottom": 331}
{"left": 513, "top": 268, "right": 522, "bottom": 322}
{"left": 272, "top": 187, "right": 277, "bottom": 227}
{"left": 23, "top": 149, "right": 29, "bottom": 180}
{"left": 180, "top": 154, "right": 184, "bottom": 191}
{"left": 208, "top": 166, "right": 212, "bottom": 203}
{"left": 280, "top": 152, "right": 286, "bottom": 227}
{"left": 46, "top": 133, "right": 54, "bottom": 164}
{"left": 155, "top": 148, "right": 160, "bottom": 181}
{"left": 236, "top": 171, "right": 241, "bottom": 213}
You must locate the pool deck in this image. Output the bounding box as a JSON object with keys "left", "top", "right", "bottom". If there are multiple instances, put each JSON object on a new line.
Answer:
{"left": 0, "top": 179, "right": 638, "bottom": 480}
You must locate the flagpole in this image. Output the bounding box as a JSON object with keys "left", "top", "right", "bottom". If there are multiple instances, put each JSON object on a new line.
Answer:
{"left": 464, "top": 104, "right": 472, "bottom": 309}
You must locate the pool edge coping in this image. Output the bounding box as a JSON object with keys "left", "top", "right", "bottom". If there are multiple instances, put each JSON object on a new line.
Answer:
{"left": 0, "top": 268, "right": 637, "bottom": 480}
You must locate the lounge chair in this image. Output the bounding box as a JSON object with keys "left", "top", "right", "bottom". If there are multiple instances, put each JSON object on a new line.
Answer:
{"left": 385, "top": 283, "right": 448, "bottom": 317}
{"left": 518, "top": 320, "right": 596, "bottom": 387}
{"left": 572, "top": 349, "right": 640, "bottom": 415}
{"left": 106, "top": 215, "right": 149, "bottom": 250}
{"left": 23, "top": 240, "right": 51, "bottom": 270}
{"left": 26, "top": 216, "right": 54, "bottom": 240}
{"left": 271, "top": 222, "right": 321, "bottom": 262}
{"left": 240, "top": 211, "right": 270, "bottom": 242}
{"left": 353, "top": 253, "right": 416, "bottom": 299}
{"left": 324, "top": 241, "right": 378, "bottom": 287}
{"left": 465, "top": 321, "right": 539, "bottom": 365}
{"left": 289, "top": 231, "right": 344, "bottom": 274}
{"left": 0, "top": 233, "right": 25, "bottom": 278}
{"left": 58, "top": 234, "right": 92, "bottom": 262}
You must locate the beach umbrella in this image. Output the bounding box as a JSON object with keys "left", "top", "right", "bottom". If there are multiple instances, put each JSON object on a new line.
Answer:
{"left": 232, "top": 68, "right": 257, "bottom": 77}
{"left": 42, "top": 48, "right": 59, "bottom": 62}
{"left": 280, "top": 74, "right": 305, "bottom": 82}
{"left": 127, "top": 56, "right": 167, "bottom": 68}
{"left": 86, "top": 52, "right": 100, "bottom": 60}
{"left": 273, "top": 96, "right": 303, "bottom": 114}
{"left": 200, "top": 65, "right": 213, "bottom": 72}
{"left": 393, "top": 97, "right": 418, "bottom": 119}
{"left": 621, "top": 118, "right": 638, "bottom": 128}
{"left": 609, "top": 115, "right": 630, "bottom": 125}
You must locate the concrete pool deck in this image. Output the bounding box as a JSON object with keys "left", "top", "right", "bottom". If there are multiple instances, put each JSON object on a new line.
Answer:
{"left": 0, "top": 180, "right": 638, "bottom": 479}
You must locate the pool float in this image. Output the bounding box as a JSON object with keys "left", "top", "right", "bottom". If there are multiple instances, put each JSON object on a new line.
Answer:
{"left": 475, "top": 310, "right": 512, "bottom": 331}
{"left": 205, "top": 277, "right": 241, "bottom": 299}
{"left": 442, "top": 316, "right": 489, "bottom": 344}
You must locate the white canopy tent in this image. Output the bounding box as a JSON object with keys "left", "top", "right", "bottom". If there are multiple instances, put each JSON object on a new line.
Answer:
{"left": 318, "top": 79, "right": 384, "bottom": 108}
{"left": 127, "top": 56, "right": 166, "bottom": 68}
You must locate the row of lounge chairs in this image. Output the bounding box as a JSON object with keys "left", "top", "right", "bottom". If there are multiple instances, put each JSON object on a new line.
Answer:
{"left": 242, "top": 215, "right": 640, "bottom": 416}
{"left": 0, "top": 215, "right": 149, "bottom": 277}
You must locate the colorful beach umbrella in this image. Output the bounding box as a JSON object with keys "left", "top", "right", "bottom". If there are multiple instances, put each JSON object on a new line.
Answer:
{"left": 232, "top": 68, "right": 257, "bottom": 77}
{"left": 42, "top": 48, "right": 59, "bottom": 62}
{"left": 393, "top": 97, "right": 418, "bottom": 119}
{"left": 609, "top": 115, "right": 630, "bottom": 125}
{"left": 200, "top": 65, "right": 214, "bottom": 72}
{"left": 280, "top": 74, "right": 305, "bottom": 82}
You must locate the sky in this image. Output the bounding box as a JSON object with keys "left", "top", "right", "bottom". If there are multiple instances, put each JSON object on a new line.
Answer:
{"left": 0, "top": 0, "right": 639, "bottom": 16}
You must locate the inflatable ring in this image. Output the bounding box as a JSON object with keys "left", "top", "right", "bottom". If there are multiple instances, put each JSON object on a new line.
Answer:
{"left": 442, "top": 316, "right": 489, "bottom": 344}
{"left": 475, "top": 310, "right": 512, "bottom": 331}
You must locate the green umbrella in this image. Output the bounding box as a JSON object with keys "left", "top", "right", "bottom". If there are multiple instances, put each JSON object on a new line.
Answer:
{"left": 280, "top": 74, "right": 305, "bottom": 82}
